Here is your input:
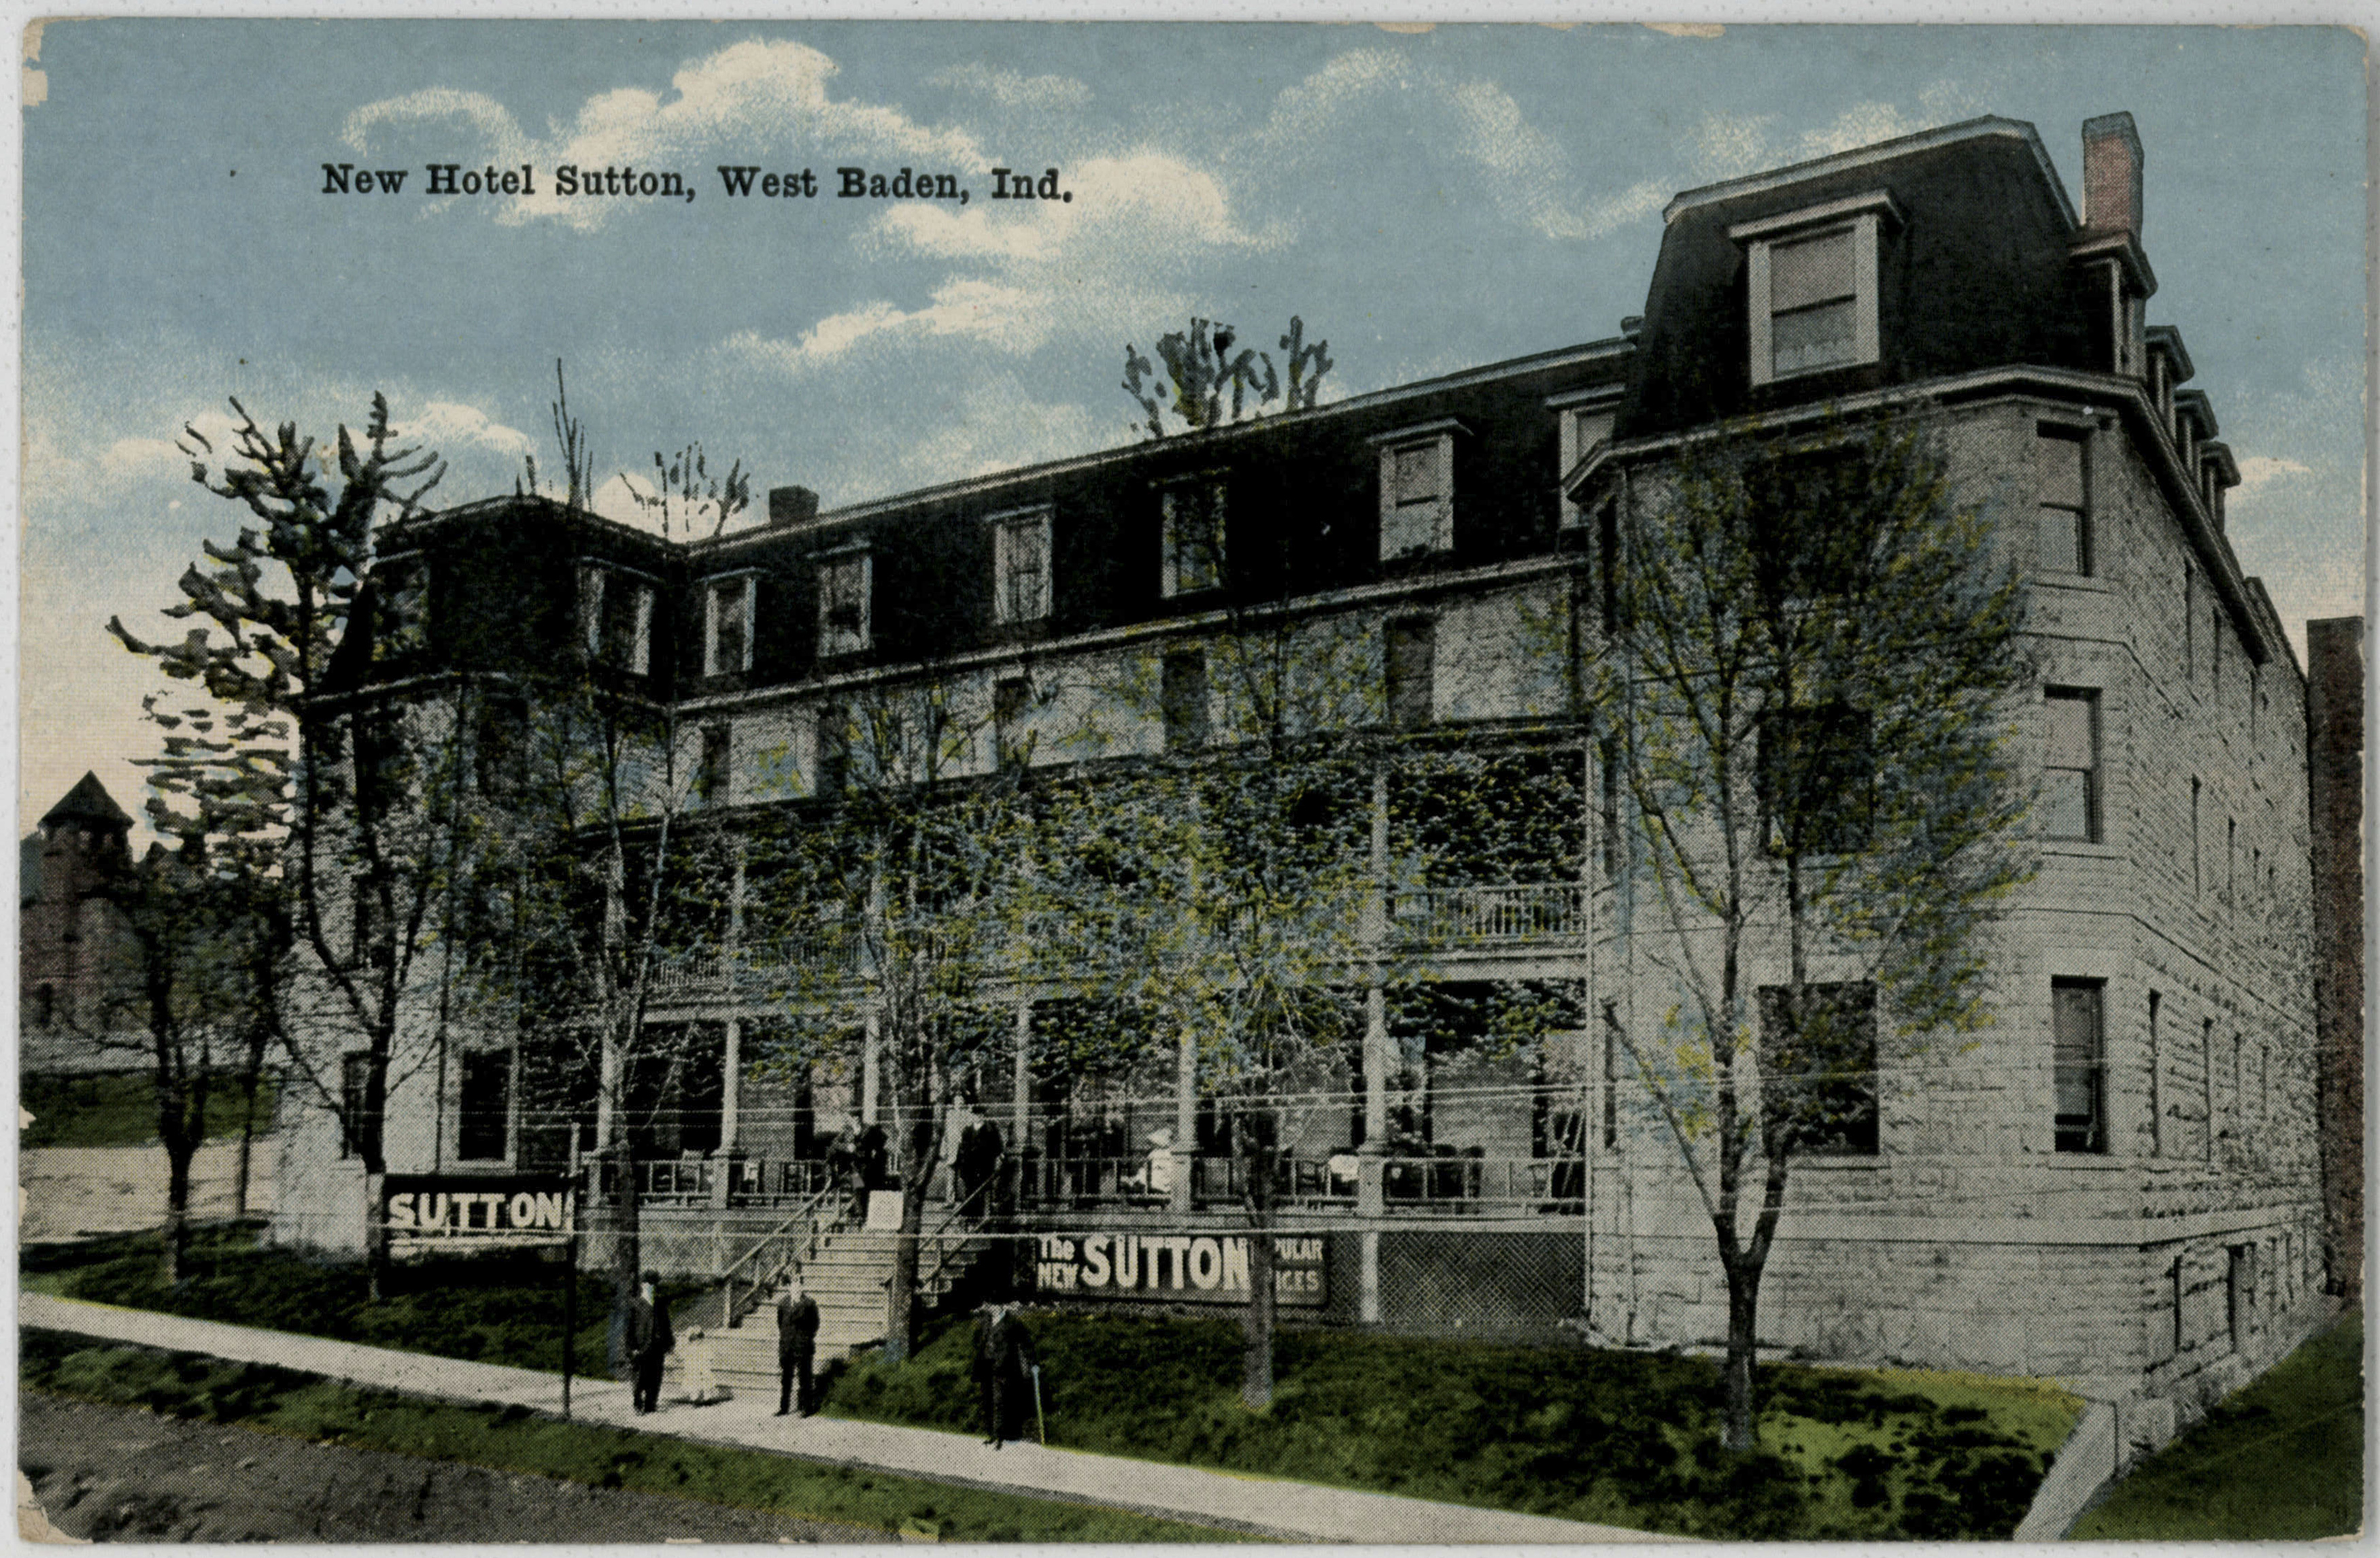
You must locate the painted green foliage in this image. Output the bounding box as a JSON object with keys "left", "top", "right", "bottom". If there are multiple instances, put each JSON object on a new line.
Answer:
{"left": 1588, "top": 407, "right": 2038, "bottom": 1449}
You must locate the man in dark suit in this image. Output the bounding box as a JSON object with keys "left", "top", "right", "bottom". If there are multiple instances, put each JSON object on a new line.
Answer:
{"left": 624, "top": 1270, "right": 673, "bottom": 1414}
{"left": 775, "top": 1269, "right": 821, "bottom": 1417}
{"left": 955, "top": 1116, "right": 1003, "bottom": 1214}
{"left": 972, "top": 1302, "right": 1039, "bottom": 1447}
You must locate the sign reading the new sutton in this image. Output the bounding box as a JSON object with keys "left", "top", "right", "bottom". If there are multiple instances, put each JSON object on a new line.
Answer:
{"left": 381, "top": 1174, "right": 574, "bottom": 1256}
{"left": 1029, "top": 1232, "right": 1327, "bottom": 1306}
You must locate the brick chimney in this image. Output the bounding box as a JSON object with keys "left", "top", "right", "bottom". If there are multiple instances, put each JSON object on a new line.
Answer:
{"left": 2081, "top": 112, "right": 2143, "bottom": 239}
{"left": 768, "top": 485, "right": 819, "bottom": 528}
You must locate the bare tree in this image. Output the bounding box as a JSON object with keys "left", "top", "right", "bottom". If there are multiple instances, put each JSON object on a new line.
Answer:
{"left": 111, "top": 394, "right": 449, "bottom": 1281}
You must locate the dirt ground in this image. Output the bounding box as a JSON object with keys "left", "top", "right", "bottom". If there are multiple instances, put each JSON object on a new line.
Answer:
{"left": 19, "top": 1144, "right": 273, "bottom": 1244}
{"left": 18, "top": 1391, "right": 889, "bottom": 1544}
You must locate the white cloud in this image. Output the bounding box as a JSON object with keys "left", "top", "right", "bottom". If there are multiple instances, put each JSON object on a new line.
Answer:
{"left": 728, "top": 149, "right": 1276, "bottom": 388}
{"left": 724, "top": 276, "right": 1052, "bottom": 373}
{"left": 394, "top": 401, "right": 536, "bottom": 459}
{"left": 931, "top": 62, "right": 1092, "bottom": 111}
{"left": 341, "top": 39, "right": 990, "bottom": 232}
{"left": 2233, "top": 455, "right": 2316, "bottom": 496}
{"left": 589, "top": 471, "right": 660, "bottom": 528}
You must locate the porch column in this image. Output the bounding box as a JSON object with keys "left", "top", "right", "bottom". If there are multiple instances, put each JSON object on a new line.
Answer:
{"left": 594, "top": 1028, "right": 620, "bottom": 1157}
{"left": 710, "top": 1019, "right": 742, "bottom": 1209}
{"left": 1172, "top": 1028, "right": 1195, "bottom": 1215}
{"left": 862, "top": 1011, "right": 881, "bottom": 1125}
{"left": 1012, "top": 1001, "right": 1032, "bottom": 1142}
{"left": 719, "top": 1018, "right": 742, "bottom": 1149}
{"left": 1360, "top": 766, "right": 1389, "bottom": 1224}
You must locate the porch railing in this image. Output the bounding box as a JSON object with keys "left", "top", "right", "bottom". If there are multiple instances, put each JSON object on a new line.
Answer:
{"left": 1391, "top": 883, "right": 1588, "bottom": 947}
{"left": 632, "top": 884, "right": 1591, "bottom": 1008}
{"left": 1019, "top": 1152, "right": 1587, "bottom": 1210}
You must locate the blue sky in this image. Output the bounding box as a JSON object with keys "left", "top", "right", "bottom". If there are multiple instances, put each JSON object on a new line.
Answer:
{"left": 19, "top": 20, "right": 2367, "bottom": 830}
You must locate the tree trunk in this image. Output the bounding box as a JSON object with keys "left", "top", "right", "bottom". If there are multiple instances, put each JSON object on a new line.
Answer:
{"left": 1719, "top": 1253, "right": 1765, "bottom": 1453}
{"left": 612, "top": 1137, "right": 643, "bottom": 1294}
{"left": 1241, "top": 1137, "right": 1277, "bottom": 1410}
{"left": 884, "top": 1063, "right": 943, "bottom": 1365}
{"left": 232, "top": 1034, "right": 267, "bottom": 1220}
{"left": 160, "top": 1144, "right": 196, "bottom": 1286}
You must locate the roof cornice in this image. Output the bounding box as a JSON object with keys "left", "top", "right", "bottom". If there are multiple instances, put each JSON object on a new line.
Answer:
{"left": 693, "top": 338, "right": 1634, "bottom": 556}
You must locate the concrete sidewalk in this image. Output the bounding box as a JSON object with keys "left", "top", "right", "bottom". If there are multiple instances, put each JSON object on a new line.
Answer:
{"left": 21, "top": 1293, "right": 1675, "bottom": 1544}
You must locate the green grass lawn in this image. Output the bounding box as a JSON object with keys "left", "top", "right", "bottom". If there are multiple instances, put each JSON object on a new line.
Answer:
{"left": 26, "top": 1227, "right": 2081, "bottom": 1540}
{"left": 22, "top": 1225, "right": 623, "bottom": 1376}
{"left": 22, "top": 1072, "right": 279, "bottom": 1149}
{"left": 830, "top": 1309, "right": 2079, "bottom": 1540}
{"left": 2071, "top": 1310, "right": 2363, "bottom": 1540}
{"left": 18, "top": 1330, "right": 1238, "bottom": 1543}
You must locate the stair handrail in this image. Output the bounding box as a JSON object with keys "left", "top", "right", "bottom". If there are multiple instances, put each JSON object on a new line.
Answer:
{"left": 718, "top": 1181, "right": 838, "bottom": 1330}
{"left": 910, "top": 1170, "right": 998, "bottom": 1298}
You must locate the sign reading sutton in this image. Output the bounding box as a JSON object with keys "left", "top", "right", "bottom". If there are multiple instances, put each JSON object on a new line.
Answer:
{"left": 381, "top": 1174, "right": 575, "bottom": 1254}
{"left": 1030, "top": 1232, "right": 1326, "bottom": 1306}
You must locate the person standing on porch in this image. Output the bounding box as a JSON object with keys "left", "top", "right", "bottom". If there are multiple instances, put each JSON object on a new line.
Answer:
{"left": 775, "top": 1269, "right": 821, "bottom": 1417}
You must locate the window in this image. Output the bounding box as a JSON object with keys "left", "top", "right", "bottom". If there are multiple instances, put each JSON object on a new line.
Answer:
{"left": 1737, "top": 194, "right": 1892, "bottom": 387}
{"left": 991, "top": 507, "right": 1052, "bottom": 626}
{"left": 1161, "top": 479, "right": 1225, "bottom": 597}
{"left": 473, "top": 696, "right": 525, "bottom": 798}
{"left": 2227, "top": 1243, "right": 2253, "bottom": 1351}
{"left": 1597, "top": 498, "right": 1621, "bottom": 632}
{"left": 1384, "top": 617, "right": 1435, "bottom": 730}
{"left": 1758, "top": 981, "right": 1878, "bottom": 1156}
{"left": 2044, "top": 690, "right": 2101, "bottom": 842}
{"left": 2148, "top": 991, "right": 2164, "bottom": 1157}
{"left": 341, "top": 1052, "right": 376, "bottom": 1161}
{"left": 373, "top": 554, "right": 430, "bottom": 662}
{"left": 815, "top": 704, "right": 849, "bottom": 795}
{"left": 2036, "top": 427, "right": 2092, "bottom": 575}
{"left": 458, "top": 1049, "right": 512, "bottom": 1162}
{"left": 579, "top": 565, "right": 653, "bottom": 675}
{"left": 697, "top": 724, "right": 731, "bottom": 806}
{"left": 817, "top": 548, "right": 871, "bottom": 657}
{"left": 704, "top": 575, "right": 753, "bottom": 677}
{"left": 2183, "top": 565, "right": 2196, "bottom": 683}
{"left": 1601, "top": 1011, "right": 1620, "bottom": 1149}
{"left": 1374, "top": 422, "right": 1460, "bottom": 559}
{"left": 350, "top": 873, "right": 381, "bottom": 968}
{"left": 34, "top": 983, "right": 54, "bottom": 1028}
{"left": 1552, "top": 392, "right": 1620, "bottom": 527}
{"left": 1161, "top": 651, "right": 1210, "bottom": 751}
{"left": 2053, "top": 979, "right": 2107, "bottom": 1153}
{"left": 1757, "top": 704, "right": 1873, "bottom": 853}
{"left": 2200, "top": 1017, "right": 2216, "bottom": 1159}
{"left": 2226, "top": 817, "right": 2237, "bottom": 902}
{"left": 994, "top": 676, "right": 1032, "bottom": 767}
{"left": 1599, "top": 735, "right": 1622, "bottom": 878}
{"left": 2190, "top": 777, "right": 2203, "bottom": 892}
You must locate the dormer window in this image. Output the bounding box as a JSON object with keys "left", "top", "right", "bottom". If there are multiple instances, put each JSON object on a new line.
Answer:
{"left": 1161, "top": 476, "right": 1226, "bottom": 598}
{"left": 817, "top": 545, "right": 872, "bottom": 658}
{"left": 703, "top": 573, "right": 755, "bottom": 677}
{"left": 991, "top": 506, "right": 1052, "bottom": 625}
{"left": 1733, "top": 192, "right": 1897, "bottom": 388}
{"left": 1550, "top": 390, "right": 1621, "bottom": 528}
{"left": 578, "top": 562, "right": 653, "bottom": 675}
{"left": 1371, "top": 419, "right": 1463, "bottom": 560}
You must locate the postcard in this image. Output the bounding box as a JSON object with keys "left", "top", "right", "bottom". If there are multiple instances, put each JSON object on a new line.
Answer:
{"left": 18, "top": 16, "right": 2366, "bottom": 1544}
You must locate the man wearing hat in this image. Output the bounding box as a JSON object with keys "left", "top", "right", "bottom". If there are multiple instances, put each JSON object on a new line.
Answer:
{"left": 972, "top": 1301, "right": 1039, "bottom": 1447}
{"left": 775, "top": 1268, "right": 821, "bottom": 1417}
{"left": 625, "top": 1270, "right": 673, "bottom": 1415}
